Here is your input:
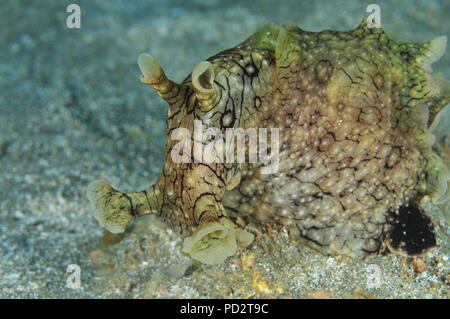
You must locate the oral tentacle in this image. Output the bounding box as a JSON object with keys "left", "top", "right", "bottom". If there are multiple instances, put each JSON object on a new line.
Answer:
{"left": 87, "top": 180, "right": 161, "bottom": 234}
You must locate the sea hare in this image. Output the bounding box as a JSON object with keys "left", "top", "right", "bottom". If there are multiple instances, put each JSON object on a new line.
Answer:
{"left": 88, "top": 20, "right": 450, "bottom": 264}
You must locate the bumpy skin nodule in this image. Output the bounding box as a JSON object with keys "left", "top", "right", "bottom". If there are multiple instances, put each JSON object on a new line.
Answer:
{"left": 88, "top": 20, "right": 450, "bottom": 264}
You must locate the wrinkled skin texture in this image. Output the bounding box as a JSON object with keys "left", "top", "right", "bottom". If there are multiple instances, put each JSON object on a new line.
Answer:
{"left": 88, "top": 20, "right": 450, "bottom": 264}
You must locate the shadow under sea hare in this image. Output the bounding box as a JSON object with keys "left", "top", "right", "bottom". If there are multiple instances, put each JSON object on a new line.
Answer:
{"left": 87, "top": 19, "right": 450, "bottom": 264}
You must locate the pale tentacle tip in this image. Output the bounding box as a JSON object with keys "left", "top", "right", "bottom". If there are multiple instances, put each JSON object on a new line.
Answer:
{"left": 192, "top": 61, "right": 215, "bottom": 93}
{"left": 137, "top": 53, "right": 161, "bottom": 82}
{"left": 191, "top": 61, "right": 220, "bottom": 111}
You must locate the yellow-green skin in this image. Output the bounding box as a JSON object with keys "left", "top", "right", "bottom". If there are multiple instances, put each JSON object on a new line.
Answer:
{"left": 88, "top": 20, "right": 450, "bottom": 264}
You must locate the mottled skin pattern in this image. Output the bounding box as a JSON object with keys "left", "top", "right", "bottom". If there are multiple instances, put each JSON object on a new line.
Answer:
{"left": 88, "top": 20, "right": 450, "bottom": 264}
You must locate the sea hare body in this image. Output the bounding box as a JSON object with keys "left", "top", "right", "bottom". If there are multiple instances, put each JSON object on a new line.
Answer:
{"left": 88, "top": 20, "right": 450, "bottom": 264}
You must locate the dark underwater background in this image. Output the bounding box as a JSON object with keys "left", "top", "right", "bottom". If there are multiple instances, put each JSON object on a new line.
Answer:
{"left": 0, "top": 0, "right": 449, "bottom": 298}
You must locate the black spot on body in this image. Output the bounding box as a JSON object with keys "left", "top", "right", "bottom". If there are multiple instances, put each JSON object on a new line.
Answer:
{"left": 387, "top": 203, "right": 436, "bottom": 256}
